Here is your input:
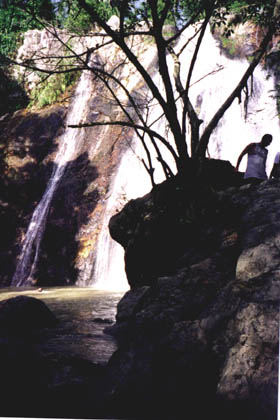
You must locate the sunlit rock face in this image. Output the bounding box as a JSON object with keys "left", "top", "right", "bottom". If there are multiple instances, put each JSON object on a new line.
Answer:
{"left": 15, "top": 28, "right": 96, "bottom": 92}
{"left": 107, "top": 173, "right": 279, "bottom": 420}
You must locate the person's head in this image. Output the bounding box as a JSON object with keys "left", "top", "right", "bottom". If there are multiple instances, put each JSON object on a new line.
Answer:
{"left": 260, "top": 134, "right": 273, "bottom": 147}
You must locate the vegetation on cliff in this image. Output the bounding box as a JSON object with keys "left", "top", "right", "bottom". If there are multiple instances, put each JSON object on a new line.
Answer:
{"left": 0, "top": 0, "right": 55, "bottom": 114}
{"left": 0, "top": 0, "right": 54, "bottom": 57}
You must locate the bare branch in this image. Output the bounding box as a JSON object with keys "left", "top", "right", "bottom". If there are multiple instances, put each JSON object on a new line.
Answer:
{"left": 164, "top": 3, "right": 206, "bottom": 46}
{"left": 177, "top": 24, "right": 203, "bottom": 57}
{"left": 185, "top": 14, "right": 211, "bottom": 96}
{"left": 197, "top": 8, "right": 279, "bottom": 158}
{"left": 68, "top": 120, "right": 179, "bottom": 163}
{"left": 77, "top": 0, "right": 188, "bottom": 165}
{"left": 7, "top": 57, "right": 85, "bottom": 74}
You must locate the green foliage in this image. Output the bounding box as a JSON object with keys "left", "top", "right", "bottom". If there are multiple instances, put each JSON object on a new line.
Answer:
{"left": 29, "top": 66, "right": 80, "bottom": 108}
{"left": 0, "top": 68, "right": 29, "bottom": 115}
{"left": 74, "top": 1, "right": 277, "bottom": 40}
{"left": 0, "top": 0, "right": 55, "bottom": 113}
{"left": 211, "top": 0, "right": 276, "bottom": 36}
{"left": 55, "top": 0, "right": 114, "bottom": 33}
{"left": 221, "top": 36, "right": 237, "bottom": 56}
{"left": 106, "top": 0, "right": 277, "bottom": 32}
{"left": 227, "top": 0, "right": 275, "bottom": 26}
{"left": 0, "top": 0, "right": 55, "bottom": 57}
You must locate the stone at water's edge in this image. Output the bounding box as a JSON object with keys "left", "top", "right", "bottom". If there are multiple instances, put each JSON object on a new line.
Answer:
{"left": 0, "top": 294, "right": 109, "bottom": 418}
{"left": 106, "top": 165, "right": 279, "bottom": 420}
{"left": 0, "top": 295, "right": 57, "bottom": 334}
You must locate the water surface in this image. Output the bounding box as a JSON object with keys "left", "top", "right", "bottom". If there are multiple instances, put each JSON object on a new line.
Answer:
{"left": 0, "top": 286, "right": 125, "bottom": 364}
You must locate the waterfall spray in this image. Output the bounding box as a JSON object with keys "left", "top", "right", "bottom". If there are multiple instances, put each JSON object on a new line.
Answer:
{"left": 92, "top": 144, "right": 150, "bottom": 292}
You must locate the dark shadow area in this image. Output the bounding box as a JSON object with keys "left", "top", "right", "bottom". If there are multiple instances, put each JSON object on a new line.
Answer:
{"left": 0, "top": 294, "right": 111, "bottom": 419}
{"left": 0, "top": 108, "right": 65, "bottom": 285}
{"left": 0, "top": 68, "right": 29, "bottom": 116}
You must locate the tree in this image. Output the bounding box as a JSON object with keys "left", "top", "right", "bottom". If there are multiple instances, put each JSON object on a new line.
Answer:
{"left": 3, "top": 0, "right": 280, "bottom": 184}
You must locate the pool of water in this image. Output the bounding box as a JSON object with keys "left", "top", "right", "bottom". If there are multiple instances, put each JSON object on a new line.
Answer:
{"left": 0, "top": 286, "right": 125, "bottom": 364}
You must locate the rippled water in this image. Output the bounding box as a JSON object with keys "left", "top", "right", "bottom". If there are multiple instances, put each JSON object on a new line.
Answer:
{"left": 0, "top": 286, "right": 125, "bottom": 364}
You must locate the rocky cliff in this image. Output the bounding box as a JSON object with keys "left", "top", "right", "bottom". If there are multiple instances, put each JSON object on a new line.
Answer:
{"left": 105, "top": 163, "right": 279, "bottom": 420}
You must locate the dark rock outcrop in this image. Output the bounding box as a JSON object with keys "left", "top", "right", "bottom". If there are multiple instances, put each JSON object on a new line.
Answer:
{"left": 0, "top": 295, "right": 57, "bottom": 334}
{"left": 106, "top": 165, "right": 279, "bottom": 420}
{"left": 0, "top": 294, "right": 108, "bottom": 418}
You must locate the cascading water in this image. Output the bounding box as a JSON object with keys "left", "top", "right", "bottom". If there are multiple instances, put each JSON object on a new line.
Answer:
{"left": 92, "top": 145, "right": 150, "bottom": 292}
{"left": 84, "top": 24, "right": 280, "bottom": 292}
{"left": 12, "top": 23, "right": 280, "bottom": 292}
{"left": 11, "top": 68, "right": 94, "bottom": 287}
{"left": 177, "top": 25, "right": 280, "bottom": 172}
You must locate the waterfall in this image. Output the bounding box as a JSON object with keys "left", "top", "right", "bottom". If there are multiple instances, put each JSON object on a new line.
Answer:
{"left": 92, "top": 144, "right": 150, "bottom": 292}
{"left": 83, "top": 24, "right": 280, "bottom": 291}
{"left": 11, "top": 24, "right": 280, "bottom": 291}
{"left": 177, "top": 25, "right": 280, "bottom": 172}
{"left": 11, "top": 68, "right": 94, "bottom": 287}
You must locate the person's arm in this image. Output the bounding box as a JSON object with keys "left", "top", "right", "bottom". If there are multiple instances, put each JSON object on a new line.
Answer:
{"left": 270, "top": 152, "right": 280, "bottom": 178}
{"left": 235, "top": 143, "right": 255, "bottom": 172}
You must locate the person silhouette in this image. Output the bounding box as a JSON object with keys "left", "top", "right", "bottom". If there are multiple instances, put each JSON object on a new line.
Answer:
{"left": 235, "top": 134, "right": 273, "bottom": 181}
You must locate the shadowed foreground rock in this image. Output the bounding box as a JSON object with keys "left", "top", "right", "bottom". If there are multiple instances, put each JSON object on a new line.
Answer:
{"left": 0, "top": 162, "right": 278, "bottom": 419}
{"left": 0, "top": 295, "right": 107, "bottom": 418}
{"left": 107, "top": 164, "right": 279, "bottom": 420}
{"left": 0, "top": 295, "right": 57, "bottom": 334}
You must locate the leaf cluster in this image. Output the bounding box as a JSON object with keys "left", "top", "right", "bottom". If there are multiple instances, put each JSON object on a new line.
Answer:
{"left": 29, "top": 64, "right": 81, "bottom": 108}
{"left": 211, "top": 0, "right": 276, "bottom": 37}
{"left": 0, "top": 0, "right": 55, "bottom": 57}
{"left": 54, "top": 0, "right": 114, "bottom": 33}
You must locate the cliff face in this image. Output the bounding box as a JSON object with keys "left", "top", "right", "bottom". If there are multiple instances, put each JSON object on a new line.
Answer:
{"left": 107, "top": 164, "right": 279, "bottom": 420}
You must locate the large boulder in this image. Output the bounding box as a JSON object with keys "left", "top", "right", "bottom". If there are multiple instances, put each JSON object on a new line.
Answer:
{"left": 106, "top": 170, "right": 279, "bottom": 420}
{"left": 0, "top": 295, "right": 57, "bottom": 335}
{"left": 0, "top": 295, "right": 108, "bottom": 418}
